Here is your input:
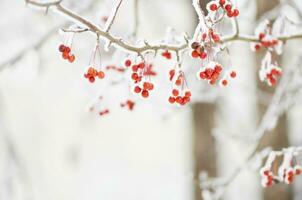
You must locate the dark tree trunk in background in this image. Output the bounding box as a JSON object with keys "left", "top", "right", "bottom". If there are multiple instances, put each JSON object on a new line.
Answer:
{"left": 193, "top": 103, "right": 216, "bottom": 200}
{"left": 256, "top": 0, "right": 293, "bottom": 200}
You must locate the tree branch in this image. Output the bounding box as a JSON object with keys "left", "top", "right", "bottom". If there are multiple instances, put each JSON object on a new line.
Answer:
{"left": 25, "top": 0, "right": 302, "bottom": 56}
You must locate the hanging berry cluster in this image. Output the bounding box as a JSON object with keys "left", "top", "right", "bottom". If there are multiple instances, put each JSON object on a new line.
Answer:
{"left": 125, "top": 59, "right": 155, "bottom": 98}
{"left": 168, "top": 69, "right": 191, "bottom": 105}
{"left": 260, "top": 148, "right": 302, "bottom": 187}
{"left": 190, "top": 0, "right": 239, "bottom": 87}
{"left": 58, "top": 44, "right": 75, "bottom": 63}
{"left": 251, "top": 20, "right": 283, "bottom": 86}
{"left": 58, "top": 33, "right": 76, "bottom": 63}
{"left": 208, "top": 0, "right": 239, "bottom": 18}
{"left": 84, "top": 42, "right": 105, "bottom": 83}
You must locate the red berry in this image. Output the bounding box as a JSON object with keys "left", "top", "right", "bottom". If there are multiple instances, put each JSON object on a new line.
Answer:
{"left": 124, "top": 59, "right": 131, "bottom": 67}
{"left": 222, "top": 79, "right": 228, "bottom": 86}
{"left": 138, "top": 62, "right": 145, "bottom": 69}
{"left": 172, "top": 89, "right": 179, "bottom": 97}
{"left": 134, "top": 86, "right": 141, "bottom": 93}
{"left": 131, "top": 73, "right": 139, "bottom": 80}
{"left": 230, "top": 71, "right": 236, "bottom": 78}
{"left": 219, "top": 0, "right": 225, "bottom": 5}
{"left": 255, "top": 44, "right": 261, "bottom": 50}
{"left": 98, "top": 71, "right": 105, "bottom": 79}
{"left": 233, "top": 9, "right": 239, "bottom": 17}
{"left": 212, "top": 34, "right": 220, "bottom": 42}
{"left": 199, "top": 72, "right": 207, "bottom": 79}
{"left": 68, "top": 54, "right": 75, "bottom": 63}
{"left": 259, "top": 33, "right": 265, "bottom": 40}
{"left": 176, "top": 96, "right": 183, "bottom": 104}
{"left": 185, "top": 91, "right": 191, "bottom": 97}
{"left": 225, "top": 4, "right": 232, "bottom": 11}
{"left": 141, "top": 90, "right": 149, "bottom": 98}
{"left": 191, "top": 50, "right": 199, "bottom": 58}
{"left": 148, "top": 83, "right": 154, "bottom": 90}
{"left": 215, "top": 65, "right": 222, "bottom": 72}
{"left": 65, "top": 47, "right": 71, "bottom": 53}
{"left": 200, "top": 52, "right": 207, "bottom": 59}
{"left": 132, "top": 65, "right": 138, "bottom": 72}
{"left": 59, "top": 44, "right": 66, "bottom": 52}
{"left": 89, "top": 76, "right": 95, "bottom": 83}
{"left": 62, "top": 52, "right": 69, "bottom": 59}
{"left": 227, "top": 11, "right": 233, "bottom": 17}
{"left": 168, "top": 96, "right": 175, "bottom": 104}
{"left": 175, "top": 79, "right": 182, "bottom": 86}
{"left": 210, "top": 3, "right": 218, "bottom": 11}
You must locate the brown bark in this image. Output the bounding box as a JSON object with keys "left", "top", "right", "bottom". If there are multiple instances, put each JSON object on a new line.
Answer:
{"left": 192, "top": 103, "right": 216, "bottom": 200}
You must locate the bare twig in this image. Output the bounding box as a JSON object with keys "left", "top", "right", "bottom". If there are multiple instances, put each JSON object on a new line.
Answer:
{"left": 104, "top": 0, "right": 124, "bottom": 33}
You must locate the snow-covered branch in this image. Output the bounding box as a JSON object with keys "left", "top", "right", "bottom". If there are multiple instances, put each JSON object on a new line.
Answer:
{"left": 25, "top": 0, "right": 302, "bottom": 56}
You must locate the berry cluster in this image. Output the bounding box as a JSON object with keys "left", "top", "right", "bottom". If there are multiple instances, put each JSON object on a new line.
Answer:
{"left": 191, "top": 42, "right": 207, "bottom": 60}
{"left": 208, "top": 0, "right": 239, "bottom": 18}
{"left": 161, "top": 50, "right": 172, "bottom": 60}
{"left": 199, "top": 64, "right": 222, "bottom": 85}
{"left": 253, "top": 32, "right": 280, "bottom": 51}
{"left": 120, "top": 99, "right": 135, "bottom": 111}
{"left": 260, "top": 169, "right": 275, "bottom": 187}
{"left": 125, "top": 59, "right": 155, "bottom": 98}
{"left": 168, "top": 89, "right": 191, "bottom": 106}
{"left": 260, "top": 165, "right": 302, "bottom": 187}
{"left": 58, "top": 44, "right": 75, "bottom": 63}
{"left": 133, "top": 81, "right": 154, "bottom": 98}
{"left": 260, "top": 148, "right": 302, "bottom": 187}
{"left": 84, "top": 67, "right": 105, "bottom": 83}
{"left": 198, "top": 62, "right": 236, "bottom": 86}
{"left": 265, "top": 67, "right": 282, "bottom": 86}
{"left": 168, "top": 69, "right": 191, "bottom": 105}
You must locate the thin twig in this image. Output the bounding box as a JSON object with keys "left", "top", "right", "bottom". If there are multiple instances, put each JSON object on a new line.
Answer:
{"left": 104, "top": 0, "right": 124, "bottom": 33}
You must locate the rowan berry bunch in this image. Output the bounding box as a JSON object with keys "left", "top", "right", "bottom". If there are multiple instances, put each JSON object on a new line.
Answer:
{"left": 168, "top": 68, "right": 191, "bottom": 105}
{"left": 58, "top": 44, "right": 75, "bottom": 63}
{"left": 58, "top": 33, "right": 76, "bottom": 63}
{"left": 260, "top": 148, "right": 302, "bottom": 187}
{"left": 124, "top": 59, "right": 155, "bottom": 98}
{"left": 84, "top": 42, "right": 105, "bottom": 83}
{"left": 251, "top": 20, "right": 284, "bottom": 86}
{"left": 207, "top": 0, "right": 239, "bottom": 18}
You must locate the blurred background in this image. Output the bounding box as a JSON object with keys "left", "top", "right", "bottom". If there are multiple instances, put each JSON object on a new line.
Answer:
{"left": 0, "top": 0, "right": 302, "bottom": 200}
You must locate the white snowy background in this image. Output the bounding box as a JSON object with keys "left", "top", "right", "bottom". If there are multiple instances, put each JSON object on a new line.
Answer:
{"left": 0, "top": 0, "right": 302, "bottom": 200}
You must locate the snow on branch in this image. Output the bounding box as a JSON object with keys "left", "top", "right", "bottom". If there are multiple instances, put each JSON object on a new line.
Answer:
{"left": 25, "top": 0, "right": 302, "bottom": 55}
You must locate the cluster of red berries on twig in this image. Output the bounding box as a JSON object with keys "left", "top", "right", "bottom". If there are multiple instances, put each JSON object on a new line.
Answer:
{"left": 253, "top": 32, "right": 280, "bottom": 51}
{"left": 84, "top": 67, "right": 105, "bottom": 83}
{"left": 208, "top": 0, "right": 239, "bottom": 18}
{"left": 58, "top": 44, "right": 75, "bottom": 63}
{"left": 260, "top": 148, "right": 302, "bottom": 187}
{"left": 168, "top": 69, "right": 191, "bottom": 105}
{"left": 265, "top": 67, "right": 282, "bottom": 86}
{"left": 261, "top": 165, "right": 302, "bottom": 187}
{"left": 198, "top": 62, "right": 236, "bottom": 86}
{"left": 124, "top": 59, "right": 155, "bottom": 98}
{"left": 191, "top": 42, "right": 207, "bottom": 60}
